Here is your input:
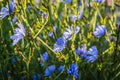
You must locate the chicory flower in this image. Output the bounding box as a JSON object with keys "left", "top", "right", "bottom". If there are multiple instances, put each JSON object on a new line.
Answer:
{"left": 10, "top": 23, "right": 25, "bottom": 45}
{"left": 86, "top": 46, "right": 98, "bottom": 62}
{"left": 58, "top": 66, "right": 64, "bottom": 73}
{"left": 44, "top": 65, "right": 56, "bottom": 76}
{"left": 67, "top": 64, "right": 79, "bottom": 79}
{"left": 93, "top": 25, "right": 106, "bottom": 38}
{"left": 63, "top": 26, "right": 80, "bottom": 40}
{"left": 41, "top": 52, "right": 49, "bottom": 62}
{"left": 76, "top": 44, "right": 87, "bottom": 58}
{"left": 53, "top": 37, "right": 66, "bottom": 52}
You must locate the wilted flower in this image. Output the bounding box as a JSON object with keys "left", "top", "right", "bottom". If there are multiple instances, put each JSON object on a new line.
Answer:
{"left": 63, "top": 26, "right": 80, "bottom": 40}
{"left": 65, "top": 0, "right": 72, "bottom": 4}
{"left": 41, "top": 52, "right": 49, "bottom": 62}
{"left": 53, "top": 37, "right": 66, "bottom": 52}
{"left": 10, "top": 23, "right": 25, "bottom": 46}
{"left": 67, "top": 64, "right": 79, "bottom": 79}
{"left": 44, "top": 65, "right": 56, "bottom": 76}
{"left": 93, "top": 25, "right": 106, "bottom": 38}
{"left": 58, "top": 65, "right": 64, "bottom": 73}
{"left": 86, "top": 46, "right": 98, "bottom": 62}
{"left": 76, "top": 44, "right": 87, "bottom": 58}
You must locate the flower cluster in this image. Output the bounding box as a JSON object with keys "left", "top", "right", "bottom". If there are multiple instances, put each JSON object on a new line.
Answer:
{"left": 0, "top": 1, "right": 15, "bottom": 19}
{"left": 44, "top": 64, "right": 79, "bottom": 79}
{"left": 53, "top": 26, "right": 80, "bottom": 52}
{"left": 76, "top": 45, "right": 98, "bottom": 62}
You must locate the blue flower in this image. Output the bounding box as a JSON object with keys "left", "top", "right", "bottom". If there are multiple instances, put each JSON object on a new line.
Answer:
{"left": 67, "top": 64, "right": 79, "bottom": 79}
{"left": 96, "top": 0, "right": 105, "bottom": 3}
{"left": 71, "top": 10, "right": 83, "bottom": 21}
{"left": 86, "top": 46, "right": 98, "bottom": 62}
{"left": 27, "top": 5, "right": 33, "bottom": 11}
{"left": 32, "top": 74, "right": 41, "bottom": 80}
{"left": 44, "top": 65, "right": 56, "bottom": 76}
{"left": 0, "top": 1, "right": 15, "bottom": 19}
{"left": 74, "top": 26, "right": 80, "bottom": 35}
{"left": 11, "top": 16, "right": 18, "bottom": 24}
{"left": 10, "top": 23, "right": 25, "bottom": 46}
{"left": 65, "top": 0, "right": 72, "bottom": 4}
{"left": 32, "top": 74, "right": 37, "bottom": 80}
{"left": 63, "top": 27, "right": 73, "bottom": 40}
{"left": 80, "top": 0, "right": 87, "bottom": 5}
{"left": 63, "top": 26, "right": 80, "bottom": 40}
{"left": 53, "top": 26, "right": 57, "bottom": 32}
{"left": 93, "top": 25, "right": 106, "bottom": 38}
{"left": 76, "top": 44, "right": 87, "bottom": 58}
{"left": 78, "top": 10, "right": 83, "bottom": 20}
{"left": 36, "top": 0, "right": 41, "bottom": 4}
{"left": 9, "top": 2, "right": 15, "bottom": 13}
{"left": 53, "top": 37, "right": 66, "bottom": 52}
{"left": 109, "top": 35, "right": 117, "bottom": 42}
{"left": 41, "top": 52, "right": 49, "bottom": 62}
{"left": 48, "top": 32, "right": 55, "bottom": 38}
{"left": 0, "top": 7, "right": 9, "bottom": 19}
{"left": 71, "top": 15, "right": 77, "bottom": 21}
{"left": 58, "top": 65, "right": 64, "bottom": 73}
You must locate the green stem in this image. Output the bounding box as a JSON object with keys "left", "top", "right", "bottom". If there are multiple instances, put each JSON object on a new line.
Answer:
{"left": 33, "top": 18, "right": 48, "bottom": 39}
{"left": 37, "top": 37, "right": 56, "bottom": 54}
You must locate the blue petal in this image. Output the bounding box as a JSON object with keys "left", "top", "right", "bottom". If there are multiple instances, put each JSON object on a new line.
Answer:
{"left": 93, "top": 25, "right": 106, "bottom": 38}
{"left": 0, "top": 7, "right": 9, "bottom": 19}
{"left": 44, "top": 65, "right": 56, "bottom": 76}
{"left": 10, "top": 23, "right": 25, "bottom": 46}
{"left": 67, "top": 64, "right": 79, "bottom": 79}
{"left": 65, "top": 0, "right": 72, "bottom": 4}
{"left": 86, "top": 46, "right": 98, "bottom": 62}
{"left": 41, "top": 52, "right": 49, "bottom": 62}
{"left": 9, "top": 2, "right": 14, "bottom": 13}
{"left": 58, "top": 66, "right": 64, "bottom": 73}
{"left": 53, "top": 37, "right": 66, "bottom": 52}
{"left": 33, "top": 74, "right": 37, "bottom": 80}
